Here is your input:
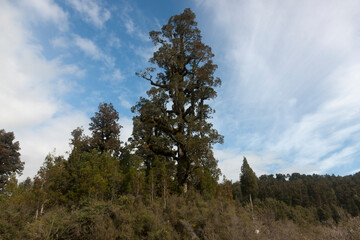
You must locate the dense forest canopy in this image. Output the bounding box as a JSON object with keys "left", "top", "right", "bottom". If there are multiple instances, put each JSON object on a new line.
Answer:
{"left": 1, "top": 8, "right": 360, "bottom": 240}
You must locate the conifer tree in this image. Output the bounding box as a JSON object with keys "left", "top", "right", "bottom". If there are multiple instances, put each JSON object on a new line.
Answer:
{"left": 132, "top": 8, "right": 223, "bottom": 191}
{"left": 89, "top": 102, "right": 122, "bottom": 156}
{"left": 240, "top": 157, "right": 258, "bottom": 200}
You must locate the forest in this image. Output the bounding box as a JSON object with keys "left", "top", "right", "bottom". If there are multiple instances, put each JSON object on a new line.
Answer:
{"left": 1, "top": 8, "right": 360, "bottom": 240}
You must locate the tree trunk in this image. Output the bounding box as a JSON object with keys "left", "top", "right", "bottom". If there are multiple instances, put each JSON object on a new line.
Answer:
{"left": 151, "top": 172, "right": 154, "bottom": 203}
{"left": 177, "top": 144, "right": 189, "bottom": 192}
{"left": 40, "top": 202, "right": 44, "bottom": 215}
{"left": 163, "top": 177, "right": 167, "bottom": 209}
{"left": 250, "top": 194, "right": 254, "bottom": 221}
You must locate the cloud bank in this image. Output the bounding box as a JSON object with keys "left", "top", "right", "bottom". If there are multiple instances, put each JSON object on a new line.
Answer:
{"left": 0, "top": 0, "right": 88, "bottom": 179}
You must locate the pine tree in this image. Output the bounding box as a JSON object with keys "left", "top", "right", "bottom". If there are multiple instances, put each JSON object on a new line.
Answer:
{"left": 240, "top": 157, "right": 258, "bottom": 200}
{"left": 132, "top": 8, "right": 223, "bottom": 191}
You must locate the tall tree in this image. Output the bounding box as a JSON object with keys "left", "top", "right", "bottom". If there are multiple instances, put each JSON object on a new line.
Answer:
{"left": 240, "top": 157, "right": 258, "bottom": 200}
{"left": 89, "top": 103, "right": 122, "bottom": 156}
{"left": 0, "top": 129, "right": 23, "bottom": 190}
{"left": 133, "top": 8, "right": 223, "bottom": 191}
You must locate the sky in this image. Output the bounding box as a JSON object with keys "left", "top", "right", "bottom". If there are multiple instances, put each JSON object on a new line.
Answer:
{"left": 1, "top": 0, "right": 360, "bottom": 182}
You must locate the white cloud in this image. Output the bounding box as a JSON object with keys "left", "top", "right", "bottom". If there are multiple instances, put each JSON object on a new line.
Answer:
{"left": 197, "top": 0, "right": 360, "bottom": 176}
{"left": 18, "top": 111, "right": 89, "bottom": 180}
{"left": 51, "top": 36, "right": 70, "bottom": 48}
{"left": 19, "top": 0, "right": 69, "bottom": 31}
{"left": 108, "top": 69, "right": 124, "bottom": 82}
{"left": 108, "top": 34, "right": 121, "bottom": 48}
{"left": 74, "top": 35, "right": 114, "bottom": 67}
{"left": 67, "top": 0, "right": 110, "bottom": 28}
{"left": 350, "top": 168, "right": 360, "bottom": 175}
{"left": 270, "top": 64, "right": 360, "bottom": 174}
{"left": 100, "top": 69, "right": 125, "bottom": 86}
{"left": 119, "top": 5, "right": 149, "bottom": 42}
{"left": 124, "top": 18, "right": 135, "bottom": 34}
{"left": 0, "top": 1, "right": 79, "bottom": 129}
{"left": 0, "top": 1, "right": 87, "bottom": 179}
{"left": 199, "top": 0, "right": 360, "bottom": 107}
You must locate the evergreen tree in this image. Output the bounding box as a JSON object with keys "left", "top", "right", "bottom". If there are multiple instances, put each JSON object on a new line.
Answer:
{"left": 240, "top": 157, "right": 258, "bottom": 200}
{"left": 132, "top": 8, "right": 223, "bottom": 191}
{"left": 0, "top": 129, "right": 23, "bottom": 190}
{"left": 89, "top": 102, "right": 123, "bottom": 156}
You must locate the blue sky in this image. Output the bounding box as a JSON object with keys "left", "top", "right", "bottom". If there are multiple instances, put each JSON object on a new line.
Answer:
{"left": 1, "top": 0, "right": 360, "bottom": 181}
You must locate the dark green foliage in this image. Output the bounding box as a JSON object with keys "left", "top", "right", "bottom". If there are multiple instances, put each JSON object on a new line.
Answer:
{"left": 240, "top": 157, "right": 258, "bottom": 200}
{"left": 317, "top": 206, "right": 331, "bottom": 222}
{"left": 0, "top": 129, "right": 23, "bottom": 190}
{"left": 118, "top": 147, "right": 144, "bottom": 195}
{"left": 255, "top": 172, "right": 360, "bottom": 223}
{"left": 63, "top": 150, "right": 122, "bottom": 202}
{"left": 89, "top": 102, "right": 123, "bottom": 156}
{"left": 231, "top": 181, "right": 242, "bottom": 201}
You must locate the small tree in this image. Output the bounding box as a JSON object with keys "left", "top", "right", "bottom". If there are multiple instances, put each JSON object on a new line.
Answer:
{"left": 240, "top": 157, "right": 258, "bottom": 220}
{"left": 0, "top": 129, "right": 23, "bottom": 190}
{"left": 240, "top": 157, "right": 258, "bottom": 199}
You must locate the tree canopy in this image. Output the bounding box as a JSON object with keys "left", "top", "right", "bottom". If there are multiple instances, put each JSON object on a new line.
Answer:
{"left": 89, "top": 102, "right": 123, "bottom": 156}
{"left": 0, "top": 129, "right": 23, "bottom": 190}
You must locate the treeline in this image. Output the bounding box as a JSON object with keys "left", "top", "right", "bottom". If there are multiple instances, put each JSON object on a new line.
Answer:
{"left": 256, "top": 172, "right": 360, "bottom": 221}
{"left": 227, "top": 159, "right": 360, "bottom": 224}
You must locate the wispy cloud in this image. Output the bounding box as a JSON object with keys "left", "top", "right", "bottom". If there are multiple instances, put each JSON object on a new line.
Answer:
{"left": 51, "top": 36, "right": 70, "bottom": 48}
{"left": 124, "top": 17, "right": 135, "bottom": 34}
{"left": 119, "top": 5, "right": 149, "bottom": 42}
{"left": 74, "top": 35, "right": 114, "bottom": 67}
{"left": 118, "top": 95, "right": 132, "bottom": 109}
{"left": 111, "top": 69, "right": 124, "bottom": 82}
{"left": 66, "top": 0, "right": 110, "bottom": 28}
{"left": 108, "top": 34, "right": 121, "bottom": 48}
{"left": 101, "top": 68, "right": 125, "bottom": 85}
{"left": 197, "top": 0, "right": 360, "bottom": 179}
